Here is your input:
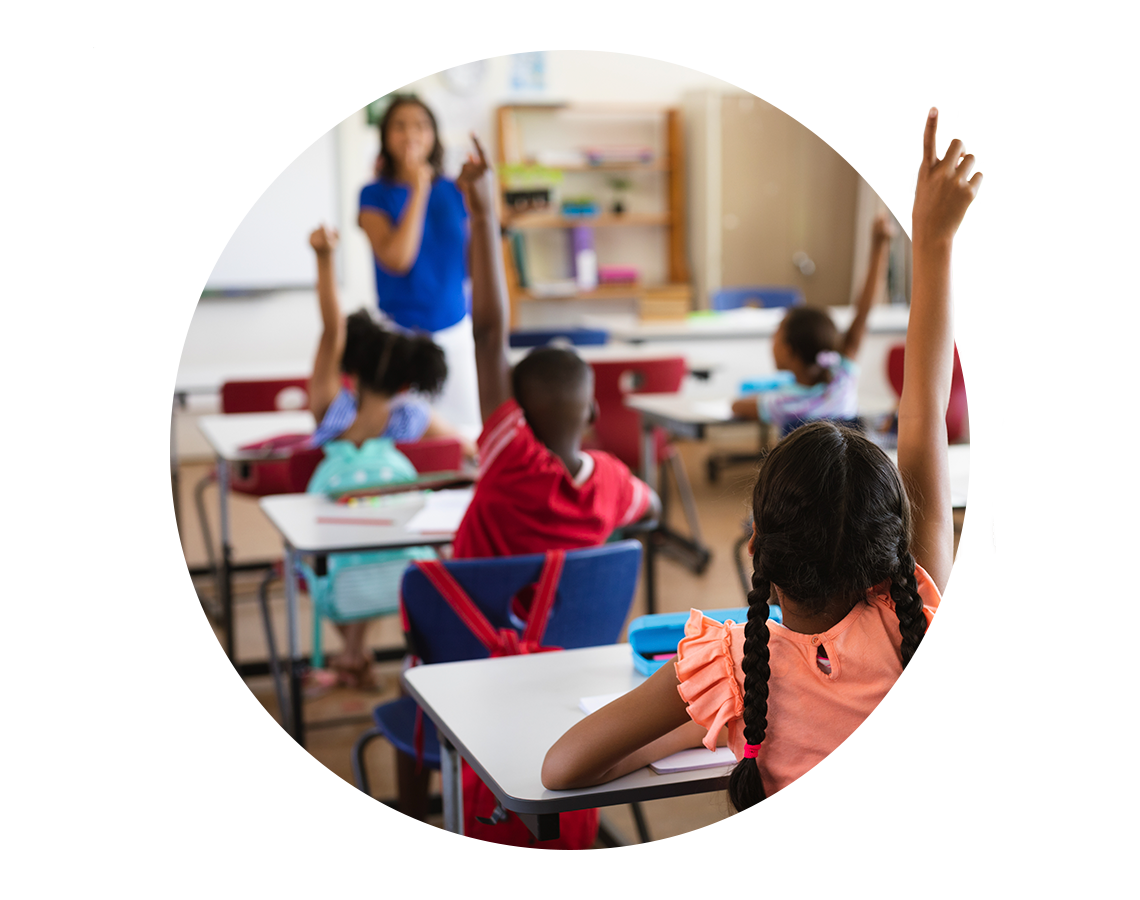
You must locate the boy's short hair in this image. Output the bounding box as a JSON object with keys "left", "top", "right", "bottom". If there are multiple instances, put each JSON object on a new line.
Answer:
{"left": 512, "top": 346, "right": 591, "bottom": 404}
{"left": 511, "top": 346, "right": 593, "bottom": 443}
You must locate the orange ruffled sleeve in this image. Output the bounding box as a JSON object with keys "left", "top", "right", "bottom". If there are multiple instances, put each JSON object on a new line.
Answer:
{"left": 912, "top": 565, "right": 966, "bottom": 684}
{"left": 674, "top": 610, "right": 747, "bottom": 756}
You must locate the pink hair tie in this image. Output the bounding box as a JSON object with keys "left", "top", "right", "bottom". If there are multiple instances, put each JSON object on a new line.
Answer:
{"left": 742, "top": 743, "right": 762, "bottom": 759}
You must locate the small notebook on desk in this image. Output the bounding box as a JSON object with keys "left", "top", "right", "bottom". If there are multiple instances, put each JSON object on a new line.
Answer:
{"left": 578, "top": 693, "right": 737, "bottom": 774}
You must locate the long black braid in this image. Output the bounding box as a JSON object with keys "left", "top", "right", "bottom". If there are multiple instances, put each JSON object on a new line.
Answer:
{"left": 727, "top": 571, "right": 772, "bottom": 810}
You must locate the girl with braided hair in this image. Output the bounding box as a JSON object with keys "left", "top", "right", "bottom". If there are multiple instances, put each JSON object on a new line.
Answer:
{"left": 542, "top": 108, "right": 980, "bottom": 808}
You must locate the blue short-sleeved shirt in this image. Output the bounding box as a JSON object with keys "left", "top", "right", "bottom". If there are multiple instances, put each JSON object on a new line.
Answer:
{"left": 757, "top": 355, "right": 860, "bottom": 433}
{"left": 308, "top": 387, "right": 432, "bottom": 448}
{"left": 359, "top": 178, "right": 469, "bottom": 333}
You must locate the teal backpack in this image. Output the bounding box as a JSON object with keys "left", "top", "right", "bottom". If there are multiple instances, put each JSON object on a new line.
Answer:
{"left": 302, "top": 438, "right": 435, "bottom": 668}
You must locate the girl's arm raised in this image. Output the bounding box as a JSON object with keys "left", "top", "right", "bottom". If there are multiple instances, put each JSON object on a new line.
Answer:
{"left": 307, "top": 225, "right": 343, "bottom": 424}
{"left": 898, "top": 109, "right": 982, "bottom": 594}
{"left": 841, "top": 213, "right": 895, "bottom": 360}
{"left": 456, "top": 136, "right": 513, "bottom": 423}
{"left": 541, "top": 660, "right": 696, "bottom": 790}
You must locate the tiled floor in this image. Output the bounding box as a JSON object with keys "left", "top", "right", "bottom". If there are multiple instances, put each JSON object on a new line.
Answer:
{"left": 168, "top": 438, "right": 971, "bottom": 848}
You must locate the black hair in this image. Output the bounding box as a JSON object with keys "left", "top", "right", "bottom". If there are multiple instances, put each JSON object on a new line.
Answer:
{"left": 511, "top": 347, "right": 594, "bottom": 447}
{"left": 782, "top": 307, "right": 840, "bottom": 370}
{"left": 727, "top": 420, "right": 928, "bottom": 812}
{"left": 342, "top": 309, "right": 448, "bottom": 398}
{"left": 377, "top": 94, "right": 444, "bottom": 181}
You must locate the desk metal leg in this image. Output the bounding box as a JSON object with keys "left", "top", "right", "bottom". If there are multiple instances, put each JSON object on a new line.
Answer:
{"left": 216, "top": 456, "right": 235, "bottom": 662}
{"left": 439, "top": 735, "right": 464, "bottom": 835}
{"left": 168, "top": 390, "right": 220, "bottom": 620}
{"left": 285, "top": 540, "right": 321, "bottom": 848}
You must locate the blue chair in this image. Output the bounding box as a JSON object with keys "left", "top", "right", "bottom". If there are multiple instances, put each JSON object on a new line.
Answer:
{"left": 710, "top": 285, "right": 805, "bottom": 311}
{"left": 509, "top": 327, "right": 609, "bottom": 348}
{"left": 734, "top": 821, "right": 966, "bottom": 848}
{"left": 351, "top": 541, "right": 649, "bottom": 840}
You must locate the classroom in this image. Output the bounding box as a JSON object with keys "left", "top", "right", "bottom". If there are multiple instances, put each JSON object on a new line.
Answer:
{"left": 174, "top": 49, "right": 971, "bottom": 847}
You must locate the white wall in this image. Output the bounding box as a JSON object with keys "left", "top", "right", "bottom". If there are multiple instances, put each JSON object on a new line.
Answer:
{"left": 176, "top": 51, "right": 740, "bottom": 391}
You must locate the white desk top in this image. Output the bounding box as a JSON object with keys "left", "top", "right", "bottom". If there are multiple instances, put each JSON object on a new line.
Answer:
{"left": 508, "top": 342, "right": 719, "bottom": 373}
{"left": 625, "top": 393, "right": 736, "bottom": 426}
{"left": 197, "top": 410, "right": 480, "bottom": 462}
{"left": 404, "top": 453, "right": 968, "bottom": 816}
{"left": 259, "top": 489, "right": 470, "bottom": 554}
{"left": 174, "top": 361, "right": 311, "bottom": 397}
{"left": 588, "top": 304, "right": 910, "bottom": 344}
{"left": 403, "top": 643, "right": 734, "bottom": 816}
{"left": 196, "top": 411, "right": 316, "bottom": 461}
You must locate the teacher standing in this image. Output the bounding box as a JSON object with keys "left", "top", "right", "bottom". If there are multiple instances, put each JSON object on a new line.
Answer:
{"left": 357, "top": 95, "right": 481, "bottom": 432}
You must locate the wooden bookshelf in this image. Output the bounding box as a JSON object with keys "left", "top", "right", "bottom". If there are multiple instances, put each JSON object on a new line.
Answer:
{"left": 496, "top": 104, "right": 691, "bottom": 326}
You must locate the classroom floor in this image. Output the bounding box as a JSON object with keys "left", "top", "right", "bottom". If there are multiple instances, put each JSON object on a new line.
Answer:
{"left": 168, "top": 433, "right": 971, "bottom": 848}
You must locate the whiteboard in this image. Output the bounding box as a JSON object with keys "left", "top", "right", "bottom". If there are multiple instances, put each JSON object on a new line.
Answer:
{"left": 168, "top": 49, "right": 337, "bottom": 290}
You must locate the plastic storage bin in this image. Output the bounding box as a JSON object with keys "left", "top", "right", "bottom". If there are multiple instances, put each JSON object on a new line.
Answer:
{"left": 627, "top": 606, "right": 783, "bottom": 675}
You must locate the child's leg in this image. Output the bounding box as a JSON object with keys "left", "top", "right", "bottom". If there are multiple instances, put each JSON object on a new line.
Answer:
{"left": 331, "top": 620, "right": 376, "bottom": 688}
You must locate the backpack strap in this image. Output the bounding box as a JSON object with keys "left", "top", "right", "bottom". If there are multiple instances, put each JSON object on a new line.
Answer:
{"left": 413, "top": 554, "right": 565, "bottom": 658}
{"left": 520, "top": 551, "right": 565, "bottom": 651}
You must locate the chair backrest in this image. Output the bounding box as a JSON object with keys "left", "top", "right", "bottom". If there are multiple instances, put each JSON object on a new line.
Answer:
{"left": 710, "top": 285, "right": 805, "bottom": 311}
{"left": 287, "top": 436, "right": 467, "bottom": 494}
{"left": 509, "top": 328, "right": 609, "bottom": 348}
{"left": 400, "top": 540, "right": 643, "bottom": 665}
{"left": 588, "top": 357, "right": 687, "bottom": 470}
{"left": 395, "top": 437, "right": 464, "bottom": 473}
{"left": 220, "top": 378, "right": 310, "bottom": 414}
{"left": 738, "top": 821, "right": 971, "bottom": 848}
{"left": 886, "top": 343, "right": 968, "bottom": 443}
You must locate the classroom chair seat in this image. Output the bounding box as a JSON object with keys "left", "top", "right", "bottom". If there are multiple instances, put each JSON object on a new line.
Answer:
{"left": 738, "top": 821, "right": 971, "bottom": 848}
{"left": 509, "top": 327, "right": 609, "bottom": 348}
{"left": 710, "top": 285, "right": 805, "bottom": 311}
{"left": 351, "top": 541, "right": 653, "bottom": 843}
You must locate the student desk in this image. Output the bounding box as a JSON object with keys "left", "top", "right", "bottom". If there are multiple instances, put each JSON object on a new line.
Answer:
{"left": 402, "top": 643, "right": 734, "bottom": 840}
{"left": 259, "top": 488, "right": 472, "bottom": 746}
{"left": 405, "top": 643, "right": 729, "bottom": 844}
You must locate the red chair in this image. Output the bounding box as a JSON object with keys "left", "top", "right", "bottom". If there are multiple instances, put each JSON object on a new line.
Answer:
{"left": 886, "top": 344, "right": 969, "bottom": 443}
{"left": 193, "top": 378, "right": 312, "bottom": 573}
{"left": 587, "top": 358, "right": 710, "bottom": 578}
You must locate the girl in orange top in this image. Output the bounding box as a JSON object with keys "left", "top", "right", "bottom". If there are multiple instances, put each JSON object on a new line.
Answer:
{"left": 543, "top": 108, "right": 982, "bottom": 810}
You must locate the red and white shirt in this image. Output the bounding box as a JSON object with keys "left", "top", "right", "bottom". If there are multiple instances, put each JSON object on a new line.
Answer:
{"left": 451, "top": 399, "right": 653, "bottom": 560}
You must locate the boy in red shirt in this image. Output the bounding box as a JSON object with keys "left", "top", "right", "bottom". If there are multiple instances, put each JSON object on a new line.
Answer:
{"left": 451, "top": 139, "right": 659, "bottom": 560}
{"left": 389, "top": 138, "right": 661, "bottom": 848}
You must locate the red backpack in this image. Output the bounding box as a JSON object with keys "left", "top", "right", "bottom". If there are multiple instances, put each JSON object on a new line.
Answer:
{"left": 412, "top": 552, "right": 599, "bottom": 850}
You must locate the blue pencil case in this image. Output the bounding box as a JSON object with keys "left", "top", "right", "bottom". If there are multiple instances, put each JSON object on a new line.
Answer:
{"left": 739, "top": 372, "right": 795, "bottom": 394}
{"left": 627, "top": 606, "right": 783, "bottom": 675}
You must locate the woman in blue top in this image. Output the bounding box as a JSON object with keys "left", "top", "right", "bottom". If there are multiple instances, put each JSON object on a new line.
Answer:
{"left": 357, "top": 95, "right": 482, "bottom": 432}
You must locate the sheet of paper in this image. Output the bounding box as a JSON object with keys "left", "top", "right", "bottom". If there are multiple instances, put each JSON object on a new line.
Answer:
{"left": 578, "top": 691, "right": 738, "bottom": 774}
{"left": 648, "top": 746, "right": 737, "bottom": 774}
{"left": 404, "top": 487, "right": 475, "bottom": 534}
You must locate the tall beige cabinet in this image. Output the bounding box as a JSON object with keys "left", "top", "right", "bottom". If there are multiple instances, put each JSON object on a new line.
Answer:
{"left": 684, "top": 92, "right": 889, "bottom": 309}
